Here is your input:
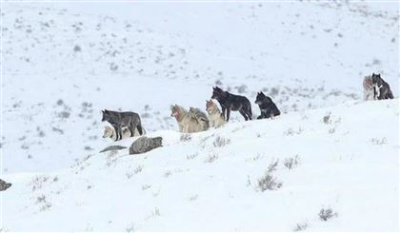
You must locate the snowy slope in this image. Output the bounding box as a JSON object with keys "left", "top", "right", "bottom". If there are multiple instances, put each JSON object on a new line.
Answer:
{"left": 2, "top": 1, "right": 399, "bottom": 173}
{"left": 2, "top": 99, "right": 399, "bottom": 231}
{"left": 1, "top": 1, "right": 399, "bottom": 231}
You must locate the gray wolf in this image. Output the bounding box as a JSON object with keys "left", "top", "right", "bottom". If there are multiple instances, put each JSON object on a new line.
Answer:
{"left": 170, "top": 105, "right": 206, "bottom": 133}
{"left": 129, "top": 136, "right": 163, "bottom": 155}
{"left": 206, "top": 100, "right": 225, "bottom": 128}
{"left": 371, "top": 73, "right": 394, "bottom": 100}
{"left": 211, "top": 86, "right": 252, "bottom": 121}
{"left": 189, "top": 107, "right": 210, "bottom": 131}
{"left": 101, "top": 109, "right": 143, "bottom": 141}
{"left": 255, "top": 92, "right": 281, "bottom": 119}
{"left": 0, "top": 179, "right": 12, "bottom": 191}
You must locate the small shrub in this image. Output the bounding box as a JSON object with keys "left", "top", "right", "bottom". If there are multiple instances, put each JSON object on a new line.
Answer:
{"left": 371, "top": 137, "right": 387, "bottom": 145}
{"left": 293, "top": 222, "right": 308, "bottom": 231}
{"left": 284, "top": 155, "right": 299, "bottom": 169}
{"left": 205, "top": 153, "right": 218, "bottom": 163}
{"left": 267, "top": 159, "right": 279, "bottom": 173}
{"left": 134, "top": 165, "right": 143, "bottom": 174}
{"left": 186, "top": 153, "right": 198, "bottom": 160}
{"left": 213, "top": 136, "right": 230, "bottom": 148}
{"left": 180, "top": 134, "right": 192, "bottom": 142}
{"left": 257, "top": 173, "right": 282, "bottom": 191}
{"left": 319, "top": 208, "right": 337, "bottom": 221}
{"left": 323, "top": 113, "right": 331, "bottom": 124}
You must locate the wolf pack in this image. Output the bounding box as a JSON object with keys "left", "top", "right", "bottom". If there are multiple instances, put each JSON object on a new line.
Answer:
{"left": 100, "top": 73, "right": 394, "bottom": 152}
{"left": 0, "top": 73, "right": 394, "bottom": 193}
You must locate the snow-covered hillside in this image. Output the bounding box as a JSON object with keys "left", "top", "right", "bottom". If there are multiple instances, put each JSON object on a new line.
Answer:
{"left": 1, "top": 1, "right": 399, "bottom": 231}
{"left": 2, "top": 100, "right": 399, "bottom": 231}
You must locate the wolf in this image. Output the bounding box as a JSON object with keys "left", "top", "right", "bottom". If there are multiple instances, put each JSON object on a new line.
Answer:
{"left": 101, "top": 109, "right": 143, "bottom": 141}
{"left": 0, "top": 179, "right": 12, "bottom": 191}
{"left": 189, "top": 107, "right": 210, "bottom": 131}
{"left": 255, "top": 92, "right": 281, "bottom": 119}
{"left": 170, "top": 105, "right": 205, "bottom": 133}
{"left": 206, "top": 100, "right": 225, "bottom": 128}
{"left": 103, "top": 125, "right": 146, "bottom": 141}
{"left": 363, "top": 75, "right": 376, "bottom": 101}
{"left": 129, "top": 136, "right": 163, "bottom": 155}
{"left": 211, "top": 86, "right": 252, "bottom": 121}
{"left": 371, "top": 73, "right": 394, "bottom": 100}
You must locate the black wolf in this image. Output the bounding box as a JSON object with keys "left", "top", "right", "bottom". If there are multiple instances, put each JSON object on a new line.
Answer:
{"left": 371, "top": 73, "right": 394, "bottom": 100}
{"left": 101, "top": 109, "right": 143, "bottom": 141}
{"left": 211, "top": 86, "right": 252, "bottom": 121}
{"left": 255, "top": 92, "right": 280, "bottom": 119}
{"left": 0, "top": 179, "right": 12, "bottom": 191}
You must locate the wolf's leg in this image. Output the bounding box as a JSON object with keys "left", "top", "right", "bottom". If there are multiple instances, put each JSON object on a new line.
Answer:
{"left": 113, "top": 126, "right": 120, "bottom": 141}
{"left": 239, "top": 109, "right": 248, "bottom": 121}
{"left": 221, "top": 106, "right": 226, "bottom": 119}
{"left": 246, "top": 104, "right": 252, "bottom": 120}
{"left": 226, "top": 109, "right": 231, "bottom": 122}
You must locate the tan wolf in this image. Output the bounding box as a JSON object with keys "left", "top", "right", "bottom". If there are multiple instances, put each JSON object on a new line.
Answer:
{"left": 170, "top": 105, "right": 206, "bottom": 133}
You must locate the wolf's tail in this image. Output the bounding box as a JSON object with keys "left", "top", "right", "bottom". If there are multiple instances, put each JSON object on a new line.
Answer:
{"left": 136, "top": 123, "right": 144, "bottom": 136}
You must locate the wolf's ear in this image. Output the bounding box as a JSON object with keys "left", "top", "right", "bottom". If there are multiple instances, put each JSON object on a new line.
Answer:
{"left": 377, "top": 73, "right": 381, "bottom": 77}
{"left": 101, "top": 110, "right": 104, "bottom": 113}
{"left": 261, "top": 91, "right": 264, "bottom": 95}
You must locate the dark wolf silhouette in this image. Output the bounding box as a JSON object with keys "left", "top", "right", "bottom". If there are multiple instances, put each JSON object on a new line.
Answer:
{"left": 211, "top": 86, "right": 252, "bottom": 121}
{"left": 0, "top": 179, "right": 12, "bottom": 191}
{"left": 101, "top": 109, "right": 143, "bottom": 141}
{"left": 371, "top": 73, "right": 394, "bottom": 100}
{"left": 255, "top": 92, "right": 280, "bottom": 119}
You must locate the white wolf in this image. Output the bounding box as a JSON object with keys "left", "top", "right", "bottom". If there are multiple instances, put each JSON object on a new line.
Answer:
{"left": 103, "top": 125, "right": 146, "bottom": 141}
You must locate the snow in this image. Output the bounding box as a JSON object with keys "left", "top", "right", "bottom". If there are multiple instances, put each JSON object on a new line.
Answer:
{"left": 1, "top": 1, "right": 399, "bottom": 231}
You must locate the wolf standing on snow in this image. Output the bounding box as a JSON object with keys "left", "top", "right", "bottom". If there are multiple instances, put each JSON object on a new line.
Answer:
{"left": 211, "top": 86, "right": 252, "bottom": 121}
{"left": 101, "top": 109, "right": 143, "bottom": 141}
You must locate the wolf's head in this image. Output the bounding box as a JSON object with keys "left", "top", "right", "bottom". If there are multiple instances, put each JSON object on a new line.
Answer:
{"left": 170, "top": 105, "right": 182, "bottom": 121}
{"left": 211, "top": 87, "right": 224, "bottom": 100}
{"left": 101, "top": 109, "right": 112, "bottom": 122}
{"left": 371, "top": 73, "right": 382, "bottom": 84}
{"left": 255, "top": 92, "right": 269, "bottom": 105}
{"left": 153, "top": 137, "right": 163, "bottom": 147}
{"left": 206, "top": 100, "right": 214, "bottom": 110}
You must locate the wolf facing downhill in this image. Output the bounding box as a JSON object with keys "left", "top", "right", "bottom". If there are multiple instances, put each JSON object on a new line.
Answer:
{"left": 206, "top": 99, "right": 225, "bottom": 128}
{"left": 129, "top": 136, "right": 163, "bottom": 155}
{"left": 371, "top": 73, "right": 394, "bottom": 100}
{"left": 255, "top": 92, "right": 281, "bottom": 119}
{"left": 189, "top": 107, "right": 210, "bottom": 131}
{"left": 101, "top": 109, "right": 143, "bottom": 141}
{"left": 170, "top": 105, "right": 206, "bottom": 133}
{"left": 211, "top": 86, "right": 252, "bottom": 121}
